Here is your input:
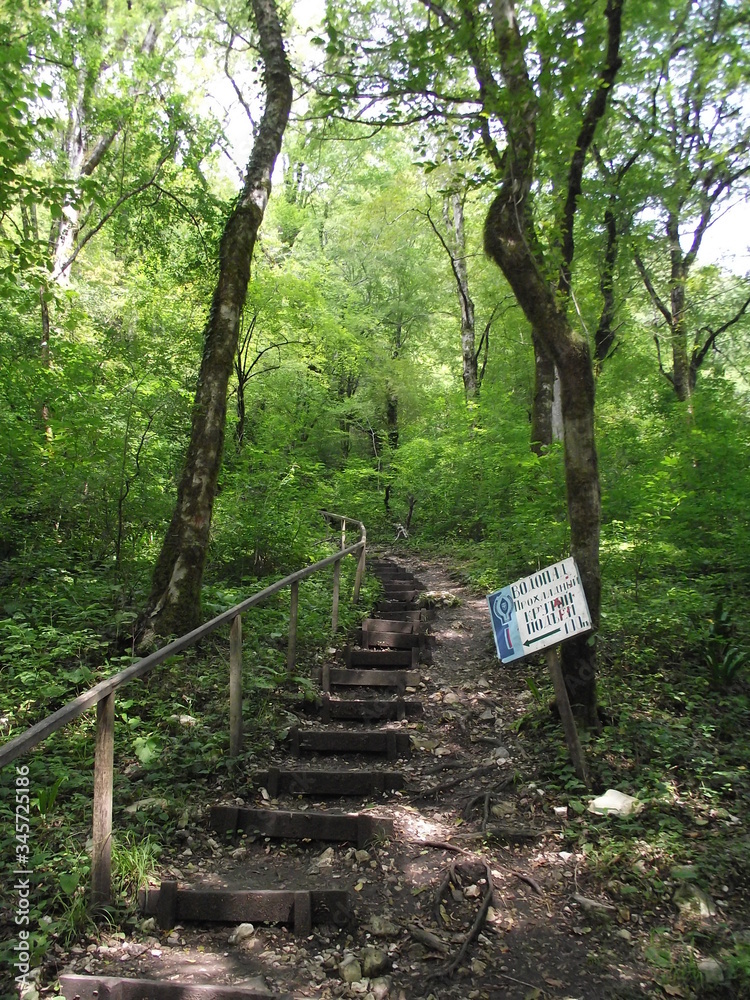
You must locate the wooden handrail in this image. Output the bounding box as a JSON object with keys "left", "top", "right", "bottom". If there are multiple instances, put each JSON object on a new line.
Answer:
{"left": 0, "top": 519, "right": 364, "bottom": 769}
{"left": 0, "top": 512, "right": 366, "bottom": 908}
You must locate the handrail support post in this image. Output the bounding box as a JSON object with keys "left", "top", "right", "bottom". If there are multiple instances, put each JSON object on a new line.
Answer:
{"left": 91, "top": 692, "right": 114, "bottom": 911}
{"left": 332, "top": 559, "right": 341, "bottom": 635}
{"left": 287, "top": 580, "right": 299, "bottom": 677}
{"left": 353, "top": 542, "right": 366, "bottom": 604}
{"left": 229, "top": 615, "right": 243, "bottom": 757}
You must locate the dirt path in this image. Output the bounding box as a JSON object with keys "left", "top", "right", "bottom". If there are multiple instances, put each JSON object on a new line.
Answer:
{"left": 54, "top": 553, "right": 653, "bottom": 999}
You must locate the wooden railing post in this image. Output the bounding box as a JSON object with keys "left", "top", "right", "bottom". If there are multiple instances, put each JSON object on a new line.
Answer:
{"left": 332, "top": 558, "right": 341, "bottom": 635}
{"left": 340, "top": 519, "right": 346, "bottom": 550}
{"left": 287, "top": 580, "right": 299, "bottom": 677}
{"left": 353, "top": 542, "right": 366, "bottom": 604}
{"left": 91, "top": 692, "right": 114, "bottom": 910}
{"left": 229, "top": 614, "right": 243, "bottom": 757}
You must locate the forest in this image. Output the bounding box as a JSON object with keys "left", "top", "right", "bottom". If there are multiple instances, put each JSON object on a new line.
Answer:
{"left": 1, "top": 0, "right": 750, "bottom": 997}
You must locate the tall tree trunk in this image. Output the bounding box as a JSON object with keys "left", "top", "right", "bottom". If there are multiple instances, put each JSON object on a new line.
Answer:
{"left": 530, "top": 330, "right": 558, "bottom": 454}
{"left": 481, "top": 0, "right": 623, "bottom": 723}
{"left": 426, "top": 191, "right": 482, "bottom": 400}
{"left": 445, "top": 194, "right": 479, "bottom": 399}
{"left": 486, "top": 198, "right": 601, "bottom": 721}
{"left": 142, "top": 0, "right": 292, "bottom": 637}
{"left": 667, "top": 214, "right": 694, "bottom": 404}
{"left": 594, "top": 200, "right": 619, "bottom": 365}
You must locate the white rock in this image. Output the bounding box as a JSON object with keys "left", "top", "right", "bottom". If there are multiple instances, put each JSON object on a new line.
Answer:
{"left": 362, "top": 947, "right": 390, "bottom": 978}
{"left": 228, "top": 922, "right": 255, "bottom": 944}
{"left": 339, "top": 955, "right": 363, "bottom": 982}
{"left": 371, "top": 977, "right": 391, "bottom": 1000}
{"left": 588, "top": 789, "right": 643, "bottom": 817}
{"left": 698, "top": 957, "right": 724, "bottom": 984}
{"left": 125, "top": 797, "right": 169, "bottom": 814}
{"left": 674, "top": 884, "right": 717, "bottom": 919}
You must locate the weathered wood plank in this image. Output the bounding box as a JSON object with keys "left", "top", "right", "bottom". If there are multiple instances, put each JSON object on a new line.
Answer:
{"left": 380, "top": 589, "right": 421, "bottom": 601}
{"left": 210, "top": 805, "right": 394, "bottom": 847}
{"left": 312, "top": 667, "right": 419, "bottom": 688}
{"left": 139, "top": 885, "right": 352, "bottom": 931}
{"left": 59, "top": 975, "right": 290, "bottom": 1000}
{"left": 332, "top": 557, "right": 341, "bottom": 635}
{"left": 286, "top": 727, "right": 411, "bottom": 758}
{"left": 317, "top": 697, "right": 423, "bottom": 722}
{"left": 362, "top": 629, "right": 421, "bottom": 649}
{"left": 287, "top": 579, "right": 299, "bottom": 676}
{"left": 361, "top": 618, "right": 417, "bottom": 633}
{"left": 91, "top": 693, "right": 114, "bottom": 910}
{"left": 372, "top": 609, "right": 429, "bottom": 622}
{"left": 375, "top": 600, "right": 421, "bottom": 612}
{"left": 347, "top": 647, "right": 419, "bottom": 669}
{"left": 255, "top": 767, "right": 405, "bottom": 797}
{"left": 229, "top": 614, "right": 243, "bottom": 757}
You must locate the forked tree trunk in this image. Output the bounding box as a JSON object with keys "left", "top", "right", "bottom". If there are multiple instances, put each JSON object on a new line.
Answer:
{"left": 481, "top": 0, "right": 623, "bottom": 723}
{"left": 142, "top": 0, "right": 292, "bottom": 637}
{"left": 486, "top": 199, "right": 601, "bottom": 722}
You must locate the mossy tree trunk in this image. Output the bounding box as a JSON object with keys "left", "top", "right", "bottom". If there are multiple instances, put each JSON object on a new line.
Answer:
{"left": 142, "top": 0, "right": 292, "bottom": 638}
{"left": 481, "top": 0, "right": 623, "bottom": 723}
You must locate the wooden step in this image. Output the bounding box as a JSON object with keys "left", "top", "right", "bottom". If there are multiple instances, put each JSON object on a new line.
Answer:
{"left": 371, "top": 565, "right": 419, "bottom": 578}
{"left": 318, "top": 697, "right": 423, "bottom": 722}
{"left": 60, "top": 975, "right": 289, "bottom": 1000}
{"left": 211, "top": 804, "right": 393, "bottom": 847}
{"left": 286, "top": 726, "right": 411, "bottom": 759}
{"left": 380, "top": 588, "right": 421, "bottom": 600}
{"left": 139, "top": 882, "right": 351, "bottom": 934}
{"left": 372, "top": 609, "right": 429, "bottom": 622}
{"left": 375, "top": 599, "right": 421, "bottom": 612}
{"left": 286, "top": 694, "right": 423, "bottom": 721}
{"left": 361, "top": 628, "right": 422, "bottom": 649}
{"left": 361, "top": 618, "right": 418, "bottom": 633}
{"left": 254, "top": 767, "right": 405, "bottom": 797}
{"left": 347, "top": 647, "right": 419, "bottom": 669}
{"left": 313, "top": 666, "right": 419, "bottom": 691}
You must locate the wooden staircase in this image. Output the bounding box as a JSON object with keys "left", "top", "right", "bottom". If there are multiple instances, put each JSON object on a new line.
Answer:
{"left": 59, "top": 557, "right": 431, "bottom": 1000}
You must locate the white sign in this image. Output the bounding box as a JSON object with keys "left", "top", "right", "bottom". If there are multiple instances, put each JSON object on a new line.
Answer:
{"left": 487, "top": 558, "right": 592, "bottom": 663}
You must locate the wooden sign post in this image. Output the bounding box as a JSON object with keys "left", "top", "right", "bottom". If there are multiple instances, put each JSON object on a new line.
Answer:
{"left": 545, "top": 646, "right": 590, "bottom": 788}
{"left": 487, "top": 559, "right": 592, "bottom": 788}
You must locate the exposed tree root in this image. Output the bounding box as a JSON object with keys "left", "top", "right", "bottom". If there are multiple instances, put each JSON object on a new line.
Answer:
{"left": 427, "top": 860, "right": 496, "bottom": 979}
{"left": 417, "top": 763, "right": 496, "bottom": 799}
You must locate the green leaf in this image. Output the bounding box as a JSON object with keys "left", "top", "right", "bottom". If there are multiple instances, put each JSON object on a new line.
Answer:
{"left": 59, "top": 872, "right": 80, "bottom": 895}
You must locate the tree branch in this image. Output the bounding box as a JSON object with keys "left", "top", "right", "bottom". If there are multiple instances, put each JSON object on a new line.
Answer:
{"left": 58, "top": 147, "right": 174, "bottom": 277}
{"left": 653, "top": 334, "right": 674, "bottom": 386}
{"left": 634, "top": 251, "right": 673, "bottom": 326}
{"left": 692, "top": 290, "right": 750, "bottom": 373}
{"left": 558, "top": 0, "right": 625, "bottom": 293}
